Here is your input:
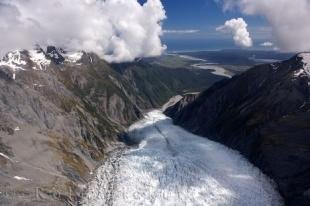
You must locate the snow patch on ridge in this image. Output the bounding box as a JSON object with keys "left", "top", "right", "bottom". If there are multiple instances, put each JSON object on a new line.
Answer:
{"left": 0, "top": 49, "right": 51, "bottom": 79}
{"left": 0, "top": 152, "right": 14, "bottom": 162}
{"left": 0, "top": 48, "right": 85, "bottom": 80}
{"left": 295, "top": 53, "right": 310, "bottom": 77}
{"left": 29, "top": 50, "right": 51, "bottom": 70}
{"left": 63, "top": 51, "right": 83, "bottom": 64}
{"left": 0, "top": 50, "right": 27, "bottom": 70}
{"left": 83, "top": 110, "right": 283, "bottom": 206}
{"left": 13, "top": 176, "right": 31, "bottom": 181}
{"left": 0, "top": 50, "right": 27, "bottom": 79}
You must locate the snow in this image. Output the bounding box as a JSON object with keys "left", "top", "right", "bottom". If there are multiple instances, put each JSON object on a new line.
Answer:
{"left": 0, "top": 49, "right": 51, "bottom": 79}
{"left": 0, "top": 50, "right": 27, "bottom": 69}
{"left": 0, "top": 50, "right": 27, "bottom": 79}
{"left": 33, "top": 83, "right": 45, "bottom": 88}
{"left": 295, "top": 53, "right": 310, "bottom": 77}
{"left": 29, "top": 50, "right": 51, "bottom": 70}
{"left": 192, "top": 63, "right": 233, "bottom": 78}
{"left": 271, "top": 63, "right": 280, "bottom": 71}
{"left": 47, "top": 50, "right": 60, "bottom": 59}
{"left": 64, "top": 51, "right": 83, "bottom": 63}
{"left": 82, "top": 110, "right": 283, "bottom": 206}
{"left": 13, "top": 176, "right": 31, "bottom": 181}
{"left": 0, "top": 48, "right": 84, "bottom": 80}
{"left": 294, "top": 69, "right": 305, "bottom": 77}
{"left": 0, "top": 152, "right": 14, "bottom": 162}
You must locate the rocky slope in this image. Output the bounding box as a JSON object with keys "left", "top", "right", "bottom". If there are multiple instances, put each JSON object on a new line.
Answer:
{"left": 112, "top": 61, "right": 224, "bottom": 108}
{"left": 165, "top": 53, "right": 310, "bottom": 206}
{"left": 0, "top": 46, "right": 222, "bottom": 205}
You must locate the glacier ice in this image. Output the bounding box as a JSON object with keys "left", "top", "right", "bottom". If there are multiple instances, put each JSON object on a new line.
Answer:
{"left": 82, "top": 110, "right": 283, "bottom": 206}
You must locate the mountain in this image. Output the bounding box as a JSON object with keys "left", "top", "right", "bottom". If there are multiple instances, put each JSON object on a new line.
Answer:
{"left": 0, "top": 46, "right": 223, "bottom": 205}
{"left": 165, "top": 53, "right": 310, "bottom": 206}
{"left": 111, "top": 61, "right": 223, "bottom": 108}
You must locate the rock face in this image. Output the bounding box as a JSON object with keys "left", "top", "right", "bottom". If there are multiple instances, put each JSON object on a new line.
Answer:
{"left": 165, "top": 53, "right": 310, "bottom": 206}
{"left": 164, "top": 93, "right": 198, "bottom": 114}
{"left": 112, "top": 61, "right": 224, "bottom": 108}
{"left": 0, "top": 47, "right": 219, "bottom": 205}
{"left": 0, "top": 48, "right": 142, "bottom": 205}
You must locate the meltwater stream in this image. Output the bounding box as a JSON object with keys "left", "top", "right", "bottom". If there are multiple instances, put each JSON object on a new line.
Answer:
{"left": 82, "top": 110, "right": 283, "bottom": 206}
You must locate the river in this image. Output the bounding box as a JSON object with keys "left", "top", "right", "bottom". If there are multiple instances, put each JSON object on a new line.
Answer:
{"left": 191, "top": 63, "right": 233, "bottom": 78}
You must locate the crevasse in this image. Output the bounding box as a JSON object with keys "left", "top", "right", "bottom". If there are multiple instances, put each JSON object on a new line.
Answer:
{"left": 82, "top": 110, "right": 283, "bottom": 206}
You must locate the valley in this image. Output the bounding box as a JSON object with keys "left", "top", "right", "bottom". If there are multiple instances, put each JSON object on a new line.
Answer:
{"left": 0, "top": 47, "right": 229, "bottom": 205}
{"left": 0, "top": 47, "right": 308, "bottom": 206}
{"left": 0, "top": 0, "right": 309, "bottom": 205}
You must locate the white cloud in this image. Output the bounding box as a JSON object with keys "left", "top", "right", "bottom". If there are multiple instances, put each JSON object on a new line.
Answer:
{"left": 216, "top": 0, "right": 310, "bottom": 52}
{"left": 216, "top": 18, "right": 253, "bottom": 48}
{"left": 260, "top": 42, "right": 274, "bottom": 47}
{"left": 163, "top": 29, "right": 200, "bottom": 34}
{"left": 0, "top": 0, "right": 166, "bottom": 63}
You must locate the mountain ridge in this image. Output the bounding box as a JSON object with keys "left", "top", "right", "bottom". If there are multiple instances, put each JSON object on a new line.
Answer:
{"left": 165, "top": 53, "right": 310, "bottom": 206}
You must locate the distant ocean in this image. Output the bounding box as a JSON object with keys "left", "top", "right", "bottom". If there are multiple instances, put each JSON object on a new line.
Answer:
{"left": 162, "top": 38, "right": 262, "bottom": 52}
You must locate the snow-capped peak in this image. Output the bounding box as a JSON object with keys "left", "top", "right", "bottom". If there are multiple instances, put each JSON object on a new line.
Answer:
{"left": 45, "top": 46, "right": 65, "bottom": 64}
{"left": 0, "top": 50, "right": 27, "bottom": 79}
{"left": 44, "top": 46, "right": 84, "bottom": 65}
{"left": 0, "top": 46, "right": 85, "bottom": 80}
{"left": 294, "top": 53, "right": 310, "bottom": 78}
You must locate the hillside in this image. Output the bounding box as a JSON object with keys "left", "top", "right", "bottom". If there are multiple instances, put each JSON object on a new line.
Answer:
{"left": 165, "top": 53, "right": 310, "bottom": 206}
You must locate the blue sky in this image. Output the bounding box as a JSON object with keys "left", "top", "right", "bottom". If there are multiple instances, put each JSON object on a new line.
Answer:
{"left": 155, "top": 0, "right": 273, "bottom": 51}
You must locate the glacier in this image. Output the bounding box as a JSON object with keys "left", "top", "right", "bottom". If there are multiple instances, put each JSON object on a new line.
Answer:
{"left": 82, "top": 110, "right": 283, "bottom": 206}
